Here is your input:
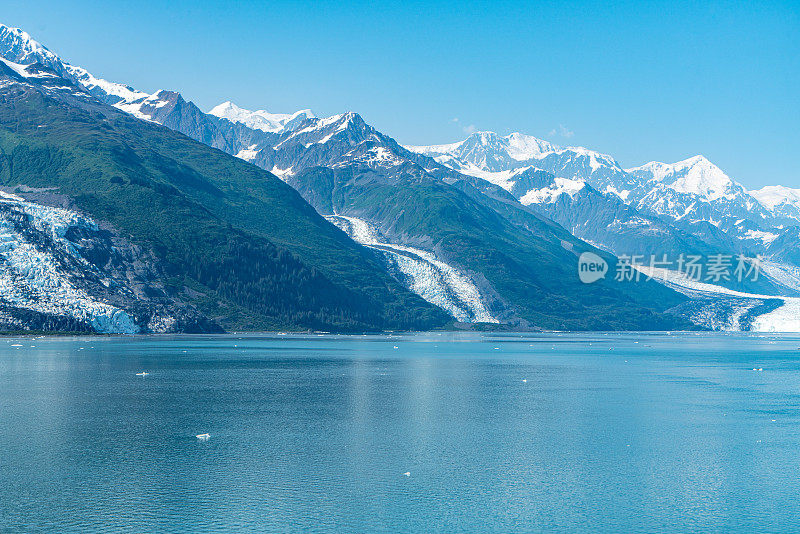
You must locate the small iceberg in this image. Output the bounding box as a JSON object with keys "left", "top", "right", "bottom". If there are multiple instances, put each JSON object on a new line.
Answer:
{"left": 135, "top": 372, "right": 149, "bottom": 377}
{"left": 196, "top": 433, "right": 210, "bottom": 441}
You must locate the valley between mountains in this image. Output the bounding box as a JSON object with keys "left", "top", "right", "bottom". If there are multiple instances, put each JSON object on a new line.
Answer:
{"left": 0, "top": 24, "right": 797, "bottom": 333}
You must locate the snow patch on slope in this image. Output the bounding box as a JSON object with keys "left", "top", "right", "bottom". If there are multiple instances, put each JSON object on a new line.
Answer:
{"left": 65, "top": 65, "right": 149, "bottom": 103}
{"left": 743, "top": 229, "right": 779, "bottom": 245}
{"left": 520, "top": 177, "right": 586, "bottom": 204}
{"left": 235, "top": 144, "right": 260, "bottom": 162}
{"left": 0, "top": 57, "right": 54, "bottom": 80}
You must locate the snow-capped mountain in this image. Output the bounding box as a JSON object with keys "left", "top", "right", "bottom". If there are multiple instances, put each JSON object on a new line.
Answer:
{"left": 209, "top": 101, "right": 314, "bottom": 133}
{"left": 624, "top": 155, "right": 772, "bottom": 226}
{"left": 407, "top": 131, "right": 639, "bottom": 194}
{"left": 0, "top": 25, "right": 62, "bottom": 73}
{"left": 407, "top": 131, "right": 774, "bottom": 225}
{"left": 751, "top": 185, "right": 800, "bottom": 223}
{"left": 408, "top": 131, "right": 556, "bottom": 173}
{"left": 627, "top": 156, "right": 738, "bottom": 201}
{"left": 410, "top": 130, "right": 798, "bottom": 263}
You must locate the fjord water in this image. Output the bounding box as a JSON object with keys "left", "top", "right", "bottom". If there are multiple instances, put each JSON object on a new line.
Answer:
{"left": 2, "top": 333, "right": 800, "bottom": 533}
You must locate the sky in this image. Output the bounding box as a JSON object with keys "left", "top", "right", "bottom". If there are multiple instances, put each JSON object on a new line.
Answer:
{"left": 2, "top": 0, "right": 798, "bottom": 188}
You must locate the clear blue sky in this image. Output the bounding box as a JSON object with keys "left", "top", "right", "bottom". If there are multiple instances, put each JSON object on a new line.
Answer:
{"left": 3, "top": 0, "right": 798, "bottom": 188}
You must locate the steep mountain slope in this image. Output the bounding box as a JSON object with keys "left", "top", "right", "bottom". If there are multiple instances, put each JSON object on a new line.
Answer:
{"left": 0, "top": 188, "right": 217, "bottom": 333}
{"left": 0, "top": 59, "right": 448, "bottom": 332}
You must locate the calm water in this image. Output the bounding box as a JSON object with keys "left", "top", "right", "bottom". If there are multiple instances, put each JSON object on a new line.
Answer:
{"left": 2, "top": 332, "right": 800, "bottom": 533}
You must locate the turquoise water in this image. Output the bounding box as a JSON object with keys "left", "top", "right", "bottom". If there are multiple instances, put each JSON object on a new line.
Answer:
{"left": 2, "top": 332, "right": 800, "bottom": 533}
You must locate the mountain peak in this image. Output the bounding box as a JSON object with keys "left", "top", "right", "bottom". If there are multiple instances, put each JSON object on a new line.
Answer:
{"left": 0, "top": 23, "right": 62, "bottom": 73}
{"left": 314, "top": 111, "right": 367, "bottom": 132}
{"left": 467, "top": 131, "right": 500, "bottom": 141}
{"left": 209, "top": 100, "right": 239, "bottom": 114}
{"left": 628, "top": 155, "right": 738, "bottom": 201}
{"left": 209, "top": 101, "right": 315, "bottom": 133}
{"left": 505, "top": 132, "right": 557, "bottom": 160}
{"left": 677, "top": 154, "right": 715, "bottom": 169}
{"left": 751, "top": 185, "right": 800, "bottom": 211}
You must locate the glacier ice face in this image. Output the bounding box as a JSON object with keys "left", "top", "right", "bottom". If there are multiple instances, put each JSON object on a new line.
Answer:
{"left": 0, "top": 192, "right": 139, "bottom": 333}
{"left": 327, "top": 215, "right": 498, "bottom": 323}
{"left": 636, "top": 264, "right": 800, "bottom": 332}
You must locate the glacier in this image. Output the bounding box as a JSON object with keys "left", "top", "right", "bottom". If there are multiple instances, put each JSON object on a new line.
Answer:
{"left": 326, "top": 215, "right": 498, "bottom": 323}
{"left": 0, "top": 191, "right": 138, "bottom": 333}
{"left": 635, "top": 264, "right": 800, "bottom": 332}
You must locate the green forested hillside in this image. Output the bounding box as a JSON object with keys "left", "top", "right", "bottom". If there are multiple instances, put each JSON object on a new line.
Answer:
{"left": 0, "top": 83, "right": 449, "bottom": 331}
{"left": 290, "top": 165, "right": 693, "bottom": 331}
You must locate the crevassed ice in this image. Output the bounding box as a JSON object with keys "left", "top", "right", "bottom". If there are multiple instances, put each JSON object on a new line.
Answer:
{"left": 327, "top": 215, "right": 498, "bottom": 323}
{"left": 0, "top": 192, "right": 138, "bottom": 333}
{"left": 636, "top": 264, "right": 800, "bottom": 333}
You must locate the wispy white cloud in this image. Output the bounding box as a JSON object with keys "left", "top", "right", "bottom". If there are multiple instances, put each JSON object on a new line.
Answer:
{"left": 549, "top": 124, "right": 574, "bottom": 138}
{"left": 451, "top": 117, "right": 476, "bottom": 134}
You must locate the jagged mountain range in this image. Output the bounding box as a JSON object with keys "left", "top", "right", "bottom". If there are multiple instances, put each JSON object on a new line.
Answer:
{"left": 0, "top": 23, "right": 797, "bottom": 332}
{"left": 408, "top": 132, "right": 799, "bottom": 256}
{"left": 0, "top": 53, "right": 451, "bottom": 333}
